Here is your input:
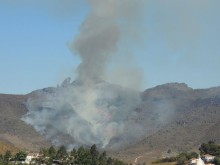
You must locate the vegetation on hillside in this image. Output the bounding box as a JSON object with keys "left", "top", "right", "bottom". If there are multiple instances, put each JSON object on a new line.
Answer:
{"left": 152, "top": 152, "right": 198, "bottom": 165}
{"left": 153, "top": 141, "right": 220, "bottom": 165}
{"left": 0, "top": 141, "right": 19, "bottom": 155}
{"left": 199, "top": 141, "right": 220, "bottom": 156}
{"left": 0, "top": 144, "right": 128, "bottom": 165}
{"left": 199, "top": 141, "right": 220, "bottom": 165}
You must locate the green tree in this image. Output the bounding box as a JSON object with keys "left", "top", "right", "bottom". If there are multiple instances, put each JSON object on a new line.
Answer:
{"left": 107, "top": 157, "right": 113, "bottom": 165}
{"left": 37, "top": 144, "right": 129, "bottom": 165}
{"left": 0, "top": 154, "right": 3, "bottom": 164}
{"left": 176, "top": 153, "right": 188, "bottom": 165}
{"left": 99, "top": 151, "right": 107, "bottom": 165}
{"left": 69, "top": 148, "right": 77, "bottom": 164}
{"left": 214, "top": 157, "right": 220, "bottom": 165}
{"left": 199, "top": 141, "right": 220, "bottom": 156}
{"left": 90, "top": 144, "right": 99, "bottom": 165}
{"left": 187, "top": 152, "right": 198, "bottom": 159}
{"left": 14, "top": 151, "right": 27, "bottom": 164}
{"left": 40, "top": 148, "right": 49, "bottom": 157}
{"left": 75, "top": 146, "right": 92, "bottom": 165}
{"left": 56, "top": 145, "right": 68, "bottom": 164}
{"left": 70, "top": 148, "right": 77, "bottom": 157}
{"left": 48, "top": 146, "right": 57, "bottom": 159}
{"left": 113, "top": 159, "right": 126, "bottom": 165}
{"left": 4, "top": 150, "right": 12, "bottom": 164}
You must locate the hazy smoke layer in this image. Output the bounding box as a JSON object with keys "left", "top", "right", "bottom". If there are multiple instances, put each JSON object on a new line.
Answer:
{"left": 23, "top": 80, "right": 143, "bottom": 149}
{"left": 23, "top": 0, "right": 148, "bottom": 149}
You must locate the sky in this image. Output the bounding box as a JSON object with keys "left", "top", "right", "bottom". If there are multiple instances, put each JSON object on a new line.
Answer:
{"left": 0, "top": 0, "right": 220, "bottom": 94}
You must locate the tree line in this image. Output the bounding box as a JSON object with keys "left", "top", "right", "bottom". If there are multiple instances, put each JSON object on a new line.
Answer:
{"left": 152, "top": 151, "right": 198, "bottom": 165}
{"left": 199, "top": 141, "right": 220, "bottom": 165}
{"left": 0, "top": 150, "right": 27, "bottom": 165}
{"left": 153, "top": 141, "right": 220, "bottom": 165}
{"left": 0, "top": 144, "right": 128, "bottom": 165}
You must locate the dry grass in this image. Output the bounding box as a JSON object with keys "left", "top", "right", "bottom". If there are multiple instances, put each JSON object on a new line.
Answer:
{"left": 0, "top": 140, "right": 19, "bottom": 155}
{"left": 1, "top": 84, "right": 220, "bottom": 163}
{"left": 0, "top": 94, "right": 50, "bottom": 152}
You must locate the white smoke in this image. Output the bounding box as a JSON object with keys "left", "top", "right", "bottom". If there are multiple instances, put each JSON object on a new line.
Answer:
{"left": 72, "top": 0, "right": 145, "bottom": 85}
{"left": 23, "top": 79, "right": 143, "bottom": 149}
{"left": 8, "top": 0, "right": 219, "bottom": 149}
{"left": 21, "top": 0, "right": 155, "bottom": 149}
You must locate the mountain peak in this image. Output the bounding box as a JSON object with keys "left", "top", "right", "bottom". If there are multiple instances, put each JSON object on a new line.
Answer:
{"left": 158, "top": 82, "right": 192, "bottom": 91}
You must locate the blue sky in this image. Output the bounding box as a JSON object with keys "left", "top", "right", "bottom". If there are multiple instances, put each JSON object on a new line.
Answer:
{"left": 0, "top": 0, "right": 220, "bottom": 94}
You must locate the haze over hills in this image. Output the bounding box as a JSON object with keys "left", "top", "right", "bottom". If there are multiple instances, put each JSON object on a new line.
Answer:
{"left": 114, "top": 83, "right": 220, "bottom": 163}
{"left": 1, "top": 2, "right": 220, "bottom": 165}
{"left": 0, "top": 82, "right": 220, "bottom": 163}
{"left": 0, "top": 93, "right": 49, "bottom": 153}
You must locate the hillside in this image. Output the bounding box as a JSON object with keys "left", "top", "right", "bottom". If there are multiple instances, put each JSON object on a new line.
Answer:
{"left": 0, "top": 94, "right": 49, "bottom": 151}
{"left": 112, "top": 83, "right": 220, "bottom": 163}
{"left": 0, "top": 83, "right": 220, "bottom": 163}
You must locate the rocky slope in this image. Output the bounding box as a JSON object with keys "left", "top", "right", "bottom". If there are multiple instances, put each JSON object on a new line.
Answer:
{"left": 0, "top": 82, "right": 220, "bottom": 163}
{"left": 113, "top": 83, "right": 220, "bottom": 163}
{"left": 0, "top": 94, "right": 49, "bottom": 151}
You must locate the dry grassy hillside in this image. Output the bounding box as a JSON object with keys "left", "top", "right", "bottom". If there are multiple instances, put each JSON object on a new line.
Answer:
{"left": 112, "top": 83, "right": 220, "bottom": 164}
{"left": 0, "top": 140, "right": 19, "bottom": 154}
{"left": 0, "top": 94, "right": 49, "bottom": 151}
{"left": 0, "top": 83, "right": 220, "bottom": 164}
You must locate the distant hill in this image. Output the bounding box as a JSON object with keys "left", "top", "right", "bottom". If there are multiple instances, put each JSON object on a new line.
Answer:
{"left": 0, "top": 94, "right": 49, "bottom": 152}
{"left": 138, "top": 83, "right": 220, "bottom": 151}
{"left": 112, "top": 83, "right": 220, "bottom": 163}
{"left": 0, "top": 83, "right": 220, "bottom": 163}
{"left": 0, "top": 140, "right": 19, "bottom": 155}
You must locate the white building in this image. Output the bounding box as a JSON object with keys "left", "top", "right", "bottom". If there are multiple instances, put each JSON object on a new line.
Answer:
{"left": 189, "top": 155, "right": 205, "bottom": 165}
{"left": 25, "top": 153, "right": 39, "bottom": 164}
{"left": 189, "top": 158, "right": 197, "bottom": 165}
{"left": 197, "top": 155, "right": 205, "bottom": 165}
{"left": 203, "top": 154, "right": 215, "bottom": 162}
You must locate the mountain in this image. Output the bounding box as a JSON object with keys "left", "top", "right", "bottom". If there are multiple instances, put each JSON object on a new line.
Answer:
{"left": 112, "top": 83, "right": 220, "bottom": 163}
{"left": 0, "top": 94, "right": 49, "bottom": 152}
{"left": 0, "top": 82, "right": 220, "bottom": 163}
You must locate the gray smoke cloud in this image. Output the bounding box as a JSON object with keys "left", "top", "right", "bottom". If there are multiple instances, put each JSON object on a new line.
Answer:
{"left": 23, "top": 80, "right": 144, "bottom": 149}
{"left": 9, "top": 0, "right": 220, "bottom": 149}
{"left": 72, "top": 0, "right": 145, "bottom": 86}
{"left": 22, "top": 0, "right": 148, "bottom": 149}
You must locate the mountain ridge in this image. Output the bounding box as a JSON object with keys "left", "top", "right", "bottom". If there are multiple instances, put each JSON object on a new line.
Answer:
{"left": 1, "top": 82, "right": 220, "bottom": 163}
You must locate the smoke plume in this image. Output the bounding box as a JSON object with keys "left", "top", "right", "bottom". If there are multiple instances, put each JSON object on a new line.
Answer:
{"left": 22, "top": 0, "right": 148, "bottom": 149}
{"left": 7, "top": 0, "right": 219, "bottom": 149}
{"left": 23, "top": 80, "right": 145, "bottom": 149}
{"left": 72, "top": 0, "right": 145, "bottom": 85}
